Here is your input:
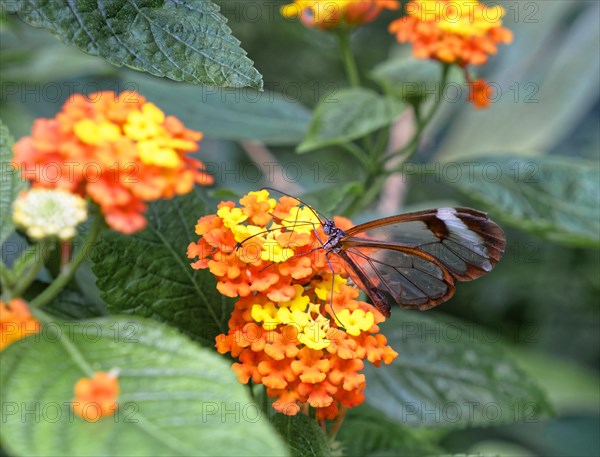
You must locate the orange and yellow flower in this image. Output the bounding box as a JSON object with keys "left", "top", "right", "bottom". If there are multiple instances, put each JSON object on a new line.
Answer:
{"left": 389, "top": 0, "right": 512, "bottom": 66}
{"left": 282, "top": 0, "right": 399, "bottom": 29}
{"left": 72, "top": 371, "right": 120, "bottom": 422}
{"left": 13, "top": 91, "right": 213, "bottom": 234}
{"left": 0, "top": 298, "right": 41, "bottom": 350}
{"left": 188, "top": 190, "right": 397, "bottom": 419}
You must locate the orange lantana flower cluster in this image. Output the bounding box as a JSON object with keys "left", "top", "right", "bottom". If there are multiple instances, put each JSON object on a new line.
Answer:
{"left": 13, "top": 91, "right": 213, "bottom": 234}
{"left": 390, "top": 0, "right": 512, "bottom": 66}
{"left": 187, "top": 190, "right": 397, "bottom": 419}
{"left": 72, "top": 371, "right": 120, "bottom": 422}
{"left": 0, "top": 298, "right": 40, "bottom": 351}
{"left": 282, "top": 0, "right": 399, "bottom": 29}
{"left": 390, "top": 0, "right": 512, "bottom": 108}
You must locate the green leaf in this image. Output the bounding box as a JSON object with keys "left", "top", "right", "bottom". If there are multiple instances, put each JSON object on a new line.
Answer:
{"left": 446, "top": 155, "right": 600, "bottom": 247}
{"left": 91, "top": 190, "right": 231, "bottom": 346}
{"left": 364, "top": 312, "right": 552, "bottom": 429}
{"left": 0, "top": 119, "right": 27, "bottom": 246}
{"left": 14, "top": 0, "right": 263, "bottom": 89}
{"left": 429, "top": 455, "right": 501, "bottom": 457}
{"left": 337, "top": 404, "right": 443, "bottom": 457}
{"left": 271, "top": 412, "right": 330, "bottom": 457}
{"left": 46, "top": 287, "right": 108, "bottom": 320}
{"left": 504, "top": 347, "right": 600, "bottom": 415}
{"left": 370, "top": 57, "right": 447, "bottom": 102}
{"left": 300, "top": 182, "right": 364, "bottom": 215}
{"left": 297, "top": 88, "right": 406, "bottom": 153}
{"left": 207, "top": 187, "right": 241, "bottom": 200}
{"left": 0, "top": 21, "right": 113, "bottom": 84}
{"left": 127, "top": 72, "right": 311, "bottom": 145}
{"left": 0, "top": 316, "right": 288, "bottom": 457}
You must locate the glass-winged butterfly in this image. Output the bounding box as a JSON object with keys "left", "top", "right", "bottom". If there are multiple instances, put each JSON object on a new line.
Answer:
{"left": 262, "top": 189, "right": 506, "bottom": 317}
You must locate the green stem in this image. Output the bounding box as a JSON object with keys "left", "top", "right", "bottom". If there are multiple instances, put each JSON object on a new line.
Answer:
{"left": 341, "top": 175, "right": 386, "bottom": 218}
{"left": 31, "top": 307, "right": 95, "bottom": 376}
{"left": 329, "top": 405, "right": 348, "bottom": 439}
{"left": 340, "top": 142, "right": 372, "bottom": 170}
{"left": 386, "top": 63, "right": 450, "bottom": 170}
{"left": 31, "top": 215, "right": 104, "bottom": 309}
{"left": 338, "top": 30, "right": 360, "bottom": 87}
{"left": 0, "top": 262, "right": 16, "bottom": 300}
{"left": 372, "top": 126, "right": 391, "bottom": 160}
{"left": 9, "top": 241, "right": 50, "bottom": 299}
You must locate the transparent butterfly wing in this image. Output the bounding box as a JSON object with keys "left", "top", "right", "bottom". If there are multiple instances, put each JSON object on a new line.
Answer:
{"left": 335, "top": 207, "right": 505, "bottom": 315}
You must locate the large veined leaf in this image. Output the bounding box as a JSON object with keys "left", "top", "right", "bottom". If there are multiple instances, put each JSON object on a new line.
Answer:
{"left": 0, "top": 316, "right": 288, "bottom": 456}
{"left": 446, "top": 155, "right": 600, "bottom": 247}
{"left": 91, "top": 190, "right": 231, "bottom": 346}
{"left": 364, "top": 312, "right": 552, "bottom": 428}
{"left": 127, "top": 72, "right": 311, "bottom": 145}
{"left": 271, "top": 413, "right": 330, "bottom": 457}
{"left": 12, "top": 0, "right": 263, "bottom": 89}
{"left": 0, "top": 120, "right": 28, "bottom": 246}
{"left": 297, "top": 88, "right": 406, "bottom": 153}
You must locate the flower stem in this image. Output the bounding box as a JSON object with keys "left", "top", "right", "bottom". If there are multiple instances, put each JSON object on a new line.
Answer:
{"left": 32, "top": 307, "right": 95, "bottom": 376}
{"left": 341, "top": 174, "right": 386, "bottom": 217}
{"left": 9, "top": 240, "right": 51, "bottom": 300}
{"left": 386, "top": 63, "right": 450, "bottom": 170}
{"left": 340, "top": 142, "right": 372, "bottom": 170}
{"left": 31, "top": 214, "right": 104, "bottom": 309}
{"left": 329, "top": 405, "right": 348, "bottom": 438}
{"left": 338, "top": 31, "right": 360, "bottom": 87}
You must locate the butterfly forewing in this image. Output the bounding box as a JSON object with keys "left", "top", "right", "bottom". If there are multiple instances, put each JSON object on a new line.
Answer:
{"left": 333, "top": 207, "right": 505, "bottom": 316}
{"left": 343, "top": 207, "right": 505, "bottom": 280}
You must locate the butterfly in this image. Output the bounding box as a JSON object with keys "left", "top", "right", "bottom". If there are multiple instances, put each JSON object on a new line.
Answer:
{"left": 239, "top": 189, "right": 505, "bottom": 318}
{"left": 318, "top": 206, "right": 505, "bottom": 317}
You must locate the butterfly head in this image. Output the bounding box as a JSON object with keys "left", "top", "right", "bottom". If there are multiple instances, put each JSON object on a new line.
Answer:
{"left": 323, "top": 219, "right": 336, "bottom": 236}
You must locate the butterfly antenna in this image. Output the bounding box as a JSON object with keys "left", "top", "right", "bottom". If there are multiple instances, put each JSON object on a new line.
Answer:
{"left": 235, "top": 222, "right": 318, "bottom": 251}
{"left": 261, "top": 187, "right": 329, "bottom": 225}
{"left": 262, "top": 187, "right": 346, "bottom": 330}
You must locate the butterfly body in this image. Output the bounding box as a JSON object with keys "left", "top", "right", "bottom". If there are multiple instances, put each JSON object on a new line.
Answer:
{"left": 321, "top": 207, "right": 505, "bottom": 317}
{"left": 322, "top": 220, "right": 346, "bottom": 254}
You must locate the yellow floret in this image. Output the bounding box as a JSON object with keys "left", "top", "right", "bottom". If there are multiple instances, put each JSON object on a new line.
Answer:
{"left": 335, "top": 309, "right": 375, "bottom": 336}
{"left": 74, "top": 119, "right": 121, "bottom": 145}
{"left": 137, "top": 140, "right": 181, "bottom": 168}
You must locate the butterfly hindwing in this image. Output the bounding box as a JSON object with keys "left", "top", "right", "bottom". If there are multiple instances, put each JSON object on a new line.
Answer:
{"left": 338, "top": 246, "right": 455, "bottom": 317}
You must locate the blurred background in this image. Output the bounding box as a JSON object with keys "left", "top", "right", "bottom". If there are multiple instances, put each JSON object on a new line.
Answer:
{"left": 1, "top": 1, "right": 598, "bottom": 455}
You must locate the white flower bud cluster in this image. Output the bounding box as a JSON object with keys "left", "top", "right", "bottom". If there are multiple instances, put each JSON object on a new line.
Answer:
{"left": 12, "top": 188, "right": 88, "bottom": 240}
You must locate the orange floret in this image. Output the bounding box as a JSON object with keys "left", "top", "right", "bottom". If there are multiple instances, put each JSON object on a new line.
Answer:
{"left": 72, "top": 371, "right": 120, "bottom": 422}
{"left": 0, "top": 298, "right": 40, "bottom": 350}
{"left": 468, "top": 78, "right": 493, "bottom": 109}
